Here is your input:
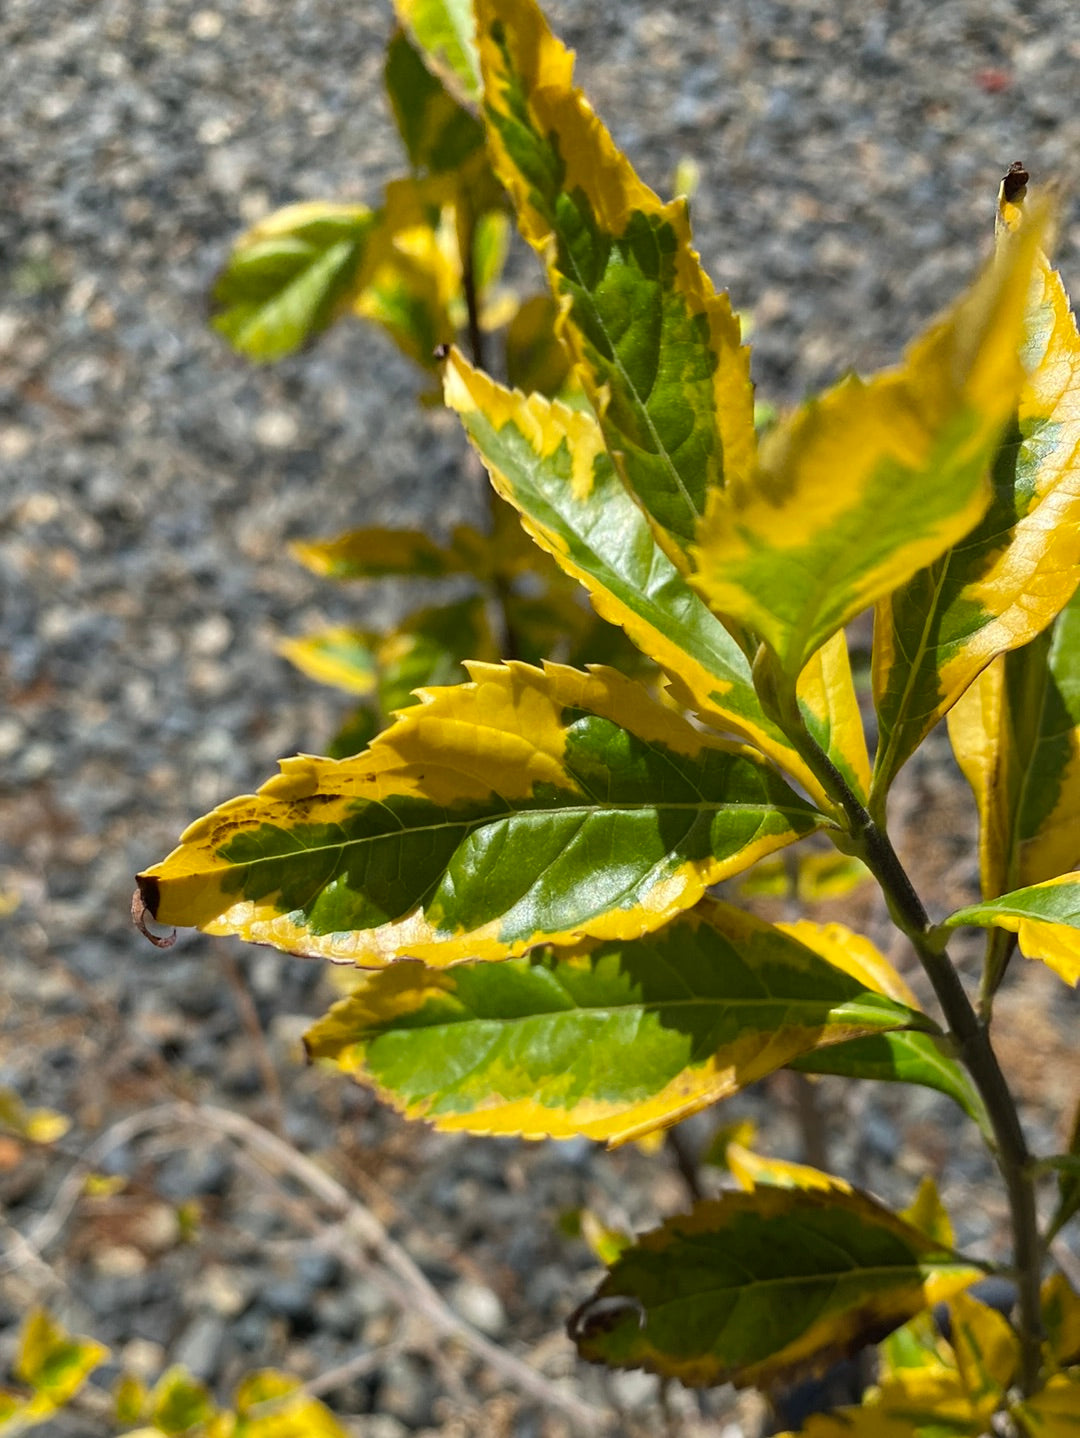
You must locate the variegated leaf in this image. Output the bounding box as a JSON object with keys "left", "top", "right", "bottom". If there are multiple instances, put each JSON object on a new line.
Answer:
{"left": 304, "top": 899, "right": 926, "bottom": 1145}
{"left": 873, "top": 179, "right": 1080, "bottom": 802}
{"left": 942, "top": 873, "right": 1080, "bottom": 985}
{"left": 570, "top": 1187, "right": 981, "bottom": 1388}
{"left": 477, "top": 0, "right": 756, "bottom": 569}
{"left": 136, "top": 663, "right": 825, "bottom": 964}
{"left": 692, "top": 204, "right": 1048, "bottom": 682}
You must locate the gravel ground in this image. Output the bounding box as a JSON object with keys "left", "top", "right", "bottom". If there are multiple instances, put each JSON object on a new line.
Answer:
{"left": 2, "top": 1, "right": 1080, "bottom": 1434}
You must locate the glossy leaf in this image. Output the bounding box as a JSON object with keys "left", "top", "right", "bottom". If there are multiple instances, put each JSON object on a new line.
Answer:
{"left": 569, "top": 1187, "right": 981, "bottom": 1388}
{"left": 211, "top": 203, "right": 381, "bottom": 362}
{"left": 304, "top": 899, "right": 926, "bottom": 1144}
{"left": 790, "top": 1032, "right": 991, "bottom": 1137}
{"left": 477, "top": 0, "right": 756, "bottom": 569}
{"left": 136, "top": 663, "right": 825, "bottom": 964}
{"left": 385, "top": 27, "right": 485, "bottom": 176}
{"left": 278, "top": 628, "right": 378, "bottom": 698}
{"left": 393, "top": 0, "right": 481, "bottom": 105}
{"left": 291, "top": 527, "right": 471, "bottom": 581}
{"left": 15, "top": 1310, "right": 108, "bottom": 1410}
{"left": 442, "top": 349, "right": 847, "bottom": 809}
{"left": 942, "top": 873, "right": 1080, "bottom": 985}
{"left": 692, "top": 206, "right": 1047, "bottom": 681}
{"left": 874, "top": 185, "right": 1080, "bottom": 802}
{"left": 948, "top": 588, "right": 1080, "bottom": 903}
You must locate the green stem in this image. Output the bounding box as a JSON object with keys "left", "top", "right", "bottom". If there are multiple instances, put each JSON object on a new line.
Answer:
{"left": 779, "top": 706, "right": 1044, "bottom": 1395}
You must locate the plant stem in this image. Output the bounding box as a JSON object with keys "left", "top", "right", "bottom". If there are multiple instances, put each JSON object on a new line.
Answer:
{"left": 781, "top": 714, "right": 1044, "bottom": 1395}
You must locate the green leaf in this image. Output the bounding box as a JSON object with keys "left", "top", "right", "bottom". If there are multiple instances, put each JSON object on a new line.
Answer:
{"left": 477, "top": 0, "right": 756, "bottom": 569}
{"left": 941, "top": 874, "right": 1080, "bottom": 986}
{"left": 691, "top": 205, "right": 1048, "bottom": 682}
{"left": 304, "top": 898, "right": 926, "bottom": 1145}
{"left": 948, "top": 588, "right": 1080, "bottom": 903}
{"left": 211, "top": 202, "right": 381, "bottom": 362}
{"left": 442, "top": 349, "right": 846, "bottom": 810}
{"left": 385, "top": 27, "right": 485, "bottom": 176}
{"left": 15, "top": 1310, "right": 108, "bottom": 1411}
{"left": 873, "top": 184, "right": 1080, "bottom": 801}
{"left": 790, "top": 1032, "right": 991, "bottom": 1137}
{"left": 1042, "top": 1272, "right": 1080, "bottom": 1368}
{"left": 393, "top": 0, "right": 481, "bottom": 106}
{"left": 290, "top": 526, "right": 471, "bottom": 581}
{"left": 232, "top": 1370, "right": 351, "bottom": 1437}
{"left": 136, "top": 662, "right": 825, "bottom": 965}
{"left": 149, "top": 1367, "right": 216, "bottom": 1435}
{"left": 1049, "top": 1100, "right": 1080, "bottom": 1240}
{"left": 569, "top": 1187, "right": 982, "bottom": 1388}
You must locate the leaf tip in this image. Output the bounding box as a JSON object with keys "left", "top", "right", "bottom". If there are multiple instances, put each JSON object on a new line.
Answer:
{"left": 131, "top": 878, "right": 176, "bottom": 950}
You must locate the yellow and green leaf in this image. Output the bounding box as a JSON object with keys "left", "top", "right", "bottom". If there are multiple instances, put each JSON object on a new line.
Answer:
{"left": 872, "top": 182, "right": 1080, "bottom": 803}
{"left": 392, "top": 0, "right": 481, "bottom": 106}
{"left": 148, "top": 1367, "right": 217, "bottom": 1435}
{"left": 232, "top": 1370, "right": 351, "bottom": 1437}
{"left": 0, "top": 1087, "right": 70, "bottom": 1145}
{"left": 1042, "top": 1273, "right": 1080, "bottom": 1370}
{"left": 278, "top": 628, "right": 378, "bottom": 698}
{"left": 901, "top": 1177, "right": 955, "bottom": 1249}
{"left": 476, "top": 0, "right": 756, "bottom": 568}
{"left": 504, "top": 294, "right": 576, "bottom": 401}
{"left": 136, "top": 662, "right": 826, "bottom": 965}
{"left": 948, "top": 588, "right": 1080, "bottom": 904}
{"left": 941, "top": 873, "right": 1080, "bottom": 985}
{"left": 724, "top": 1142, "right": 853, "bottom": 1195}
{"left": 211, "top": 202, "right": 381, "bottom": 362}
{"left": 291, "top": 526, "right": 472, "bottom": 581}
{"left": 303, "top": 898, "right": 927, "bottom": 1145}
{"left": 1014, "top": 1372, "right": 1080, "bottom": 1436}
{"left": 692, "top": 203, "right": 1048, "bottom": 683}
{"left": 569, "top": 1187, "right": 981, "bottom": 1388}
{"left": 15, "top": 1310, "right": 108, "bottom": 1414}
{"left": 385, "top": 27, "right": 485, "bottom": 177}
{"left": 443, "top": 349, "right": 853, "bottom": 809}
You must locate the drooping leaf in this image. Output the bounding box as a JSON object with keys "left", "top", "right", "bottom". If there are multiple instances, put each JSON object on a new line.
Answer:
{"left": 393, "top": 0, "right": 482, "bottom": 106}
{"left": 291, "top": 526, "right": 471, "bottom": 581}
{"left": 477, "top": 0, "right": 756, "bottom": 569}
{"left": 385, "top": 27, "right": 485, "bottom": 176}
{"left": 278, "top": 628, "right": 378, "bottom": 698}
{"left": 569, "top": 1187, "right": 981, "bottom": 1388}
{"left": 211, "top": 202, "right": 381, "bottom": 361}
{"left": 948, "top": 588, "right": 1080, "bottom": 904}
{"left": 790, "top": 1032, "right": 991, "bottom": 1138}
{"left": 692, "top": 204, "right": 1047, "bottom": 682}
{"left": 874, "top": 181, "right": 1080, "bottom": 803}
{"left": 303, "top": 898, "right": 927, "bottom": 1144}
{"left": 941, "top": 873, "right": 1080, "bottom": 985}
{"left": 442, "top": 349, "right": 845, "bottom": 809}
{"left": 15, "top": 1310, "right": 108, "bottom": 1411}
{"left": 136, "top": 663, "right": 826, "bottom": 964}
{"left": 1013, "top": 1372, "right": 1080, "bottom": 1436}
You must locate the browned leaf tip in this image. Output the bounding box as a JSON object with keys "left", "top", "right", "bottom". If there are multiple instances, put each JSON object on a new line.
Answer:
{"left": 1002, "top": 161, "right": 1029, "bottom": 203}
{"left": 131, "top": 879, "right": 177, "bottom": 949}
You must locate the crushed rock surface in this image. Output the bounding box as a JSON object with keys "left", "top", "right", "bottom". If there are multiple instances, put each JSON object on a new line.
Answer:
{"left": 2, "top": 1, "right": 1080, "bottom": 1434}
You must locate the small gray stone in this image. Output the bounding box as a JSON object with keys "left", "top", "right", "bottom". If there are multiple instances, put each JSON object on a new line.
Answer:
{"left": 171, "top": 1312, "right": 226, "bottom": 1382}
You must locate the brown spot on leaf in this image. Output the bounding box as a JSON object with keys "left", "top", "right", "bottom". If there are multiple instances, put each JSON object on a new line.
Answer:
{"left": 131, "top": 879, "right": 176, "bottom": 949}
{"left": 1002, "top": 161, "right": 1029, "bottom": 203}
